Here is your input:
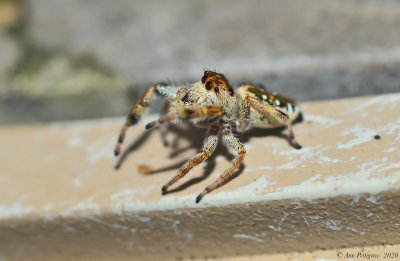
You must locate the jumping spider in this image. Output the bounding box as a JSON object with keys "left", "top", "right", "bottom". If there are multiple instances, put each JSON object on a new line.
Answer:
{"left": 114, "top": 71, "right": 301, "bottom": 203}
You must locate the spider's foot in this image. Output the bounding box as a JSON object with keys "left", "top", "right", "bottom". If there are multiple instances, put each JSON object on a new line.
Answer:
{"left": 161, "top": 185, "right": 169, "bottom": 195}
{"left": 291, "top": 140, "right": 302, "bottom": 150}
{"left": 195, "top": 190, "right": 207, "bottom": 203}
{"left": 114, "top": 146, "right": 121, "bottom": 156}
{"left": 195, "top": 195, "right": 202, "bottom": 204}
{"left": 146, "top": 121, "right": 158, "bottom": 130}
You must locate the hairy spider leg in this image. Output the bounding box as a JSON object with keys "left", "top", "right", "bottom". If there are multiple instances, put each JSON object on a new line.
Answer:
{"left": 161, "top": 124, "right": 219, "bottom": 193}
{"left": 196, "top": 132, "right": 246, "bottom": 203}
{"left": 145, "top": 87, "right": 187, "bottom": 130}
{"left": 245, "top": 96, "right": 301, "bottom": 149}
{"left": 145, "top": 105, "right": 224, "bottom": 130}
{"left": 238, "top": 95, "right": 252, "bottom": 132}
{"left": 114, "top": 83, "right": 178, "bottom": 156}
{"left": 159, "top": 100, "right": 171, "bottom": 146}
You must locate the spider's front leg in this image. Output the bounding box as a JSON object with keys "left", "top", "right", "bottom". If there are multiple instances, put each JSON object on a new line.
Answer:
{"left": 145, "top": 104, "right": 224, "bottom": 129}
{"left": 196, "top": 131, "right": 246, "bottom": 203}
{"left": 114, "top": 83, "right": 180, "bottom": 156}
{"left": 161, "top": 124, "right": 220, "bottom": 193}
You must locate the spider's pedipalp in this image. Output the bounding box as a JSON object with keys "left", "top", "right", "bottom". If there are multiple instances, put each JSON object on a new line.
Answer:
{"left": 145, "top": 105, "right": 223, "bottom": 131}
{"left": 159, "top": 101, "right": 171, "bottom": 146}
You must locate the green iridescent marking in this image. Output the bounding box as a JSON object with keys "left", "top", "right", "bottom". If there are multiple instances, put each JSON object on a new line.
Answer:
{"left": 247, "top": 86, "right": 296, "bottom": 108}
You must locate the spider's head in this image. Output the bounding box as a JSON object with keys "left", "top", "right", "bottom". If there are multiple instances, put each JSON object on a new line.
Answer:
{"left": 195, "top": 70, "right": 237, "bottom": 119}
{"left": 201, "top": 71, "right": 235, "bottom": 99}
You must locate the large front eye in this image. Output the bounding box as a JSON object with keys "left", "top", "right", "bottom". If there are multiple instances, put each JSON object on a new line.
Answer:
{"left": 205, "top": 81, "right": 212, "bottom": 90}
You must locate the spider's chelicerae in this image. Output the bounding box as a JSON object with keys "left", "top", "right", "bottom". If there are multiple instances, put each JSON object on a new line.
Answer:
{"left": 114, "top": 71, "right": 302, "bottom": 203}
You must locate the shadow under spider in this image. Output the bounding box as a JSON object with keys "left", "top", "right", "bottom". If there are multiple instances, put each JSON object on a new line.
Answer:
{"left": 114, "top": 130, "right": 153, "bottom": 170}
{"left": 114, "top": 113, "right": 303, "bottom": 193}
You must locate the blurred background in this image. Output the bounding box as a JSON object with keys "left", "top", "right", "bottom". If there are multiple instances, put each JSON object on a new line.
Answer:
{"left": 1, "top": 0, "right": 400, "bottom": 125}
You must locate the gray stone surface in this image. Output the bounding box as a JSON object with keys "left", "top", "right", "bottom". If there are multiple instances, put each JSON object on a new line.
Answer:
{"left": 1, "top": 0, "right": 400, "bottom": 124}
{"left": 29, "top": 0, "right": 400, "bottom": 82}
{"left": 0, "top": 35, "right": 19, "bottom": 84}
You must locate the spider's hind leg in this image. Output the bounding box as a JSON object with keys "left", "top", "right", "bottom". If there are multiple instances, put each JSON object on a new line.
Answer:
{"left": 159, "top": 100, "right": 171, "bottom": 146}
{"left": 244, "top": 96, "right": 302, "bottom": 150}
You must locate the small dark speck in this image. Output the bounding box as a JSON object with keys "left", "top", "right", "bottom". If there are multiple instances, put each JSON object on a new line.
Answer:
{"left": 374, "top": 134, "right": 381, "bottom": 140}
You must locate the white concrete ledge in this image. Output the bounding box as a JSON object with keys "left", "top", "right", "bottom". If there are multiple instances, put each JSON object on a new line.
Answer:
{"left": 1, "top": 93, "right": 400, "bottom": 260}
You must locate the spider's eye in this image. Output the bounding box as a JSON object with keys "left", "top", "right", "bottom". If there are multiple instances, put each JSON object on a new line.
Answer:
{"left": 214, "top": 87, "right": 219, "bottom": 93}
{"left": 229, "top": 88, "right": 234, "bottom": 96}
{"left": 205, "top": 81, "right": 212, "bottom": 90}
{"left": 204, "top": 70, "right": 208, "bottom": 75}
{"left": 201, "top": 75, "right": 207, "bottom": 83}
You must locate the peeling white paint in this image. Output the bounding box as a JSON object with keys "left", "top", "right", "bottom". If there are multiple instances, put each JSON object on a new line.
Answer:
{"left": 0, "top": 176, "right": 7, "bottom": 184}
{"left": 111, "top": 186, "right": 155, "bottom": 202}
{"left": 233, "top": 234, "right": 266, "bottom": 243}
{"left": 87, "top": 216, "right": 131, "bottom": 231}
{"left": 325, "top": 220, "right": 342, "bottom": 231}
{"left": 104, "top": 165, "right": 400, "bottom": 213}
{"left": 61, "top": 196, "right": 100, "bottom": 217}
{"left": 43, "top": 203, "right": 56, "bottom": 222}
{"left": 384, "top": 147, "right": 396, "bottom": 153}
{"left": 366, "top": 195, "right": 381, "bottom": 205}
{"left": 244, "top": 165, "right": 273, "bottom": 172}
{"left": 132, "top": 214, "right": 151, "bottom": 222}
{"left": 304, "top": 114, "right": 343, "bottom": 127}
{"left": 85, "top": 135, "right": 116, "bottom": 164}
{"left": 277, "top": 161, "right": 297, "bottom": 170}
{"left": 338, "top": 118, "right": 400, "bottom": 149}
{"left": 337, "top": 126, "right": 376, "bottom": 149}
{"left": 279, "top": 145, "right": 342, "bottom": 167}
{"left": 292, "top": 200, "right": 303, "bottom": 210}
{"left": 351, "top": 194, "right": 360, "bottom": 205}
{"left": 0, "top": 198, "right": 33, "bottom": 220}
{"left": 170, "top": 220, "right": 192, "bottom": 240}
{"left": 351, "top": 93, "right": 400, "bottom": 112}
{"left": 68, "top": 137, "right": 84, "bottom": 148}
{"left": 346, "top": 226, "right": 365, "bottom": 235}
{"left": 73, "top": 177, "right": 82, "bottom": 187}
{"left": 6, "top": 165, "right": 398, "bottom": 220}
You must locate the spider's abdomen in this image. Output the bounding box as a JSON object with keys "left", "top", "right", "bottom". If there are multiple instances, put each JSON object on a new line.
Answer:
{"left": 238, "top": 84, "right": 300, "bottom": 129}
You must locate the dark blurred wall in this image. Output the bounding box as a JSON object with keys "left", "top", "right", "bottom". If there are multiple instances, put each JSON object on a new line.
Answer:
{"left": 1, "top": 0, "right": 400, "bottom": 124}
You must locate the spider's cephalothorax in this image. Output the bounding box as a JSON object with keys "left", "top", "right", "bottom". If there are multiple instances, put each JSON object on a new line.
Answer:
{"left": 114, "top": 71, "right": 301, "bottom": 203}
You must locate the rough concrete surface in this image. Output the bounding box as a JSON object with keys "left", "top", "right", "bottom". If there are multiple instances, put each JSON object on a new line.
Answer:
{"left": 0, "top": 94, "right": 399, "bottom": 260}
